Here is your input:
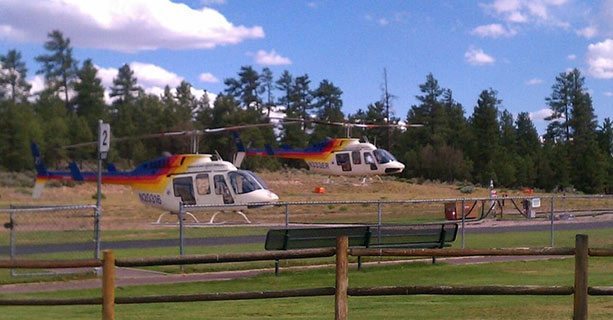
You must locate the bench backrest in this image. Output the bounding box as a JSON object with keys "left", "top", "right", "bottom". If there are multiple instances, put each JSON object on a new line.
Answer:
{"left": 265, "top": 226, "right": 371, "bottom": 250}
{"left": 368, "top": 223, "right": 458, "bottom": 248}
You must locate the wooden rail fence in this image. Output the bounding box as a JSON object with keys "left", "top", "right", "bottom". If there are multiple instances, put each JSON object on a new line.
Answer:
{"left": 0, "top": 234, "right": 611, "bottom": 320}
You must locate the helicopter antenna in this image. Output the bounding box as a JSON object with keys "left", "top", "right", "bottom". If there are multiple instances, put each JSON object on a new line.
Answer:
{"left": 383, "top": 68, "right": 391, "bottom": 150}
{"left": 214, "top": 150, "right": 223, "bottom": 161}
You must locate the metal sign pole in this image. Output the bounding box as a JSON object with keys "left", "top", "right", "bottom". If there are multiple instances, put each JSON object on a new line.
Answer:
{"left": 95, "top": 120, "right": 110, "bottom": 260}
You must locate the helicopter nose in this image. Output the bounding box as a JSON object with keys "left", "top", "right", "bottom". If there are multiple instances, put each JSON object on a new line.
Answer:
{"left": 384, "top": 161, "right": 405, "bottom": 174}
{"left": 268, "top": 190, "right": 280, "bottom": 201}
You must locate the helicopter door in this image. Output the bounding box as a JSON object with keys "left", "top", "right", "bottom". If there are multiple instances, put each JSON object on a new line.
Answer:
{"left": 363, "top": 151, "right": 378, "bottom": 171}
{"left": 213, "top": 174, "right": 234, "bottom": 204}
{"left": 335, "top": 152, "right": 352, "bottom": 172}
{"left": 172, "top": 176, "right": 196, "bottom": 205}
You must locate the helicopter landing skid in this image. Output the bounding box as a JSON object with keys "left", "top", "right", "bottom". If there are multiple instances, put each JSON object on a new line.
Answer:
{"left": 209, "top": 210, "right": 252, "bottom": 224}
{"left": 155, "top": 211, "right": 200, "bottom": 224}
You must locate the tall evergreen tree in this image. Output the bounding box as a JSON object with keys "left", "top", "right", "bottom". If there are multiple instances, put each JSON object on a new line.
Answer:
{"left": 224, "top": 66, "right": 262, "bottom": 110}
{"left": 275, "top": 70, "right": 293, "bottom": 112}
{"left": 260, "top": 67, "right": 274, "bottom": 117}
{"left": 469, "top": 89, "right": 501, "bottom": 185}
{"left": 544, "top": 68, "right": 585, "bottom": 142}
{"left": 514, "top": 112, "right": 540, "bottom": 186}
{"left": 310, "top": 80, "right": 344, "bottom": 143}
{"left": 35, "top": 30, "right": 78, "bottom": 110}
{"left": 109, "top": 64, "right": 142, "bottom": 106}
{"left": 0, "top": 49, "right": 31, "bottom": 103}
{"left": 290, "top": 74, "right": 313, "bottom": 131}
{"left": 597, "top": 118, "right": 613, "bottom": 193}
{"left": 73, "top": 59, "right": 107, "bottom": 131}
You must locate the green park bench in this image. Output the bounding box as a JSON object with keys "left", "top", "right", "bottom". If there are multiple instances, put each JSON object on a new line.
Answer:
{"left": 264, "top": 223, "right": 458, "bottom": 274}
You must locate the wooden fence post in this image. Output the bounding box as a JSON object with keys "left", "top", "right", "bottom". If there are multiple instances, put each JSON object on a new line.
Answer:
{"left": 574, "top": 234, "right": 588, "bottom": 320}
{"left": 102, "top": 250, "right": 116, "bottom": 320}
{"left": 335, "top": 236, "right": 349, "bottom": 320}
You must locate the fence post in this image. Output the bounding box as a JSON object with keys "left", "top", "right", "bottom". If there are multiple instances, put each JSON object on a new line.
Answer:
{"left": 94, "top": 206, "right": 101, "bottom": 259}
{"left": 102, "top": 250, "right": 115, "bottom": 320}
{"left": 284, "top": 203, "right": 289, "bottom": 228}
{"left": 335, "top": 236, "right": 349, "bottom": 320}
{"left": 550, "top": 196, "right": 555, "bottom": 247}
{"left": 461, "top": 198, "right": 466, "bottom": 249}
{"left": 573, "top": 234, "right": 588, "bottom": 320}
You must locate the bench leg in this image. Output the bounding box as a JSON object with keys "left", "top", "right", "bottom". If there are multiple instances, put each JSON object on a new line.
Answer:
{"left": 275, "top": 259, "right": 280, "bottom": 276}
{"left": 358, "top": 256, "right": 362, "bottom": 271}
{"left": 432, "top": 256, "right": 436, "bottom": 264}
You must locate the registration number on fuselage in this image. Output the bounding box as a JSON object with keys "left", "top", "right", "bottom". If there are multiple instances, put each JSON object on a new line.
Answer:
{"left": 138, "top": 192, "right": 162, "bottom": 206}
{"left": 307, "top": 161, "right": 330, "bottom": 170}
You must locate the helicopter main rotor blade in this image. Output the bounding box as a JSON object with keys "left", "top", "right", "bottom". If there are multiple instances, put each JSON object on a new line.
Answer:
{"left": 61, "top": 121, "right": 295, "bottom": 150}
{"left": 273, "top": 117, "right": 423, "bottom": 129}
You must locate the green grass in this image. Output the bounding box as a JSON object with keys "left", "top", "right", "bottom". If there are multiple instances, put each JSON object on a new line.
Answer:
{"left": 0, "top": 226, "right": 269, "bottom": 246}
{"left": 1, "top": 258, "right": 612, "bottom": 319}
{"left": 1, "top": 227, "right": 611, "bottom": 283}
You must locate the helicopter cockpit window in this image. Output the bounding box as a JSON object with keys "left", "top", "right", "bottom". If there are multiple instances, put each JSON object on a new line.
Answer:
{"left": 352, "top": 150, "right": 361, "bottom": 165}
{"left": 373, "top": 149, "right": 396, "bottom": 164}
{"left": 214, "top": 175, "right": 234, "bottom": 204}
{"left": 195, "top": 174, "right": 210, "bottom": 195}
{"left": 173, "top": 177, "right": 196, "bottom": 205}
{"left": 229, "top": 170, "right": 263, "bottom": 195}
{"left": 335, "top": 153, "right": 351, "bottom": 172}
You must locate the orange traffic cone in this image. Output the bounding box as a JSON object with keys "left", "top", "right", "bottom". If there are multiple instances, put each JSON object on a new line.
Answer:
{"left": 313, "top": 186, "right": 326, "bottom": 194}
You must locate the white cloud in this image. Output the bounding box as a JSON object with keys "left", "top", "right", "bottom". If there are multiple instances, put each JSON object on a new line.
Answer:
{"left": 482, "top": 0, "right": 569, "bottom": 26}
{"left": 471, "top": 23, "right": 517, "bottom": 38}
{"left": 0, "top": 0, "right": 264, "bottom": 52}
{"left": 254, "top": 50, "right": 292, "bottom": 66}
{"left": 530, "top": 108, "right": 553, "bottom": 121}
{"left": 586, "top": 39, "right": 613, "bottom": 79}
{"left": 576, "top": 26, "right": 598, "bottom": 38}
{"left": 27, "top": 75, "right": 45, "bottom": 96}
{"left": 604, "top": 91, "right": 613, "bottom": 97}
{"left": 95, "top": 62, "right": 215, "bottom": 103}
{"left": 199, "top": 72, "right": 219, "bottom": 83}
{"left": 567, "top": 54, "right": 577, "bottom": 60}
{"left": 378, "top": 18, "right": 390, "bottom": 26}
{"left": 130, "top": 62, "right": 183, "bottom": 88}
{"left": 525, "top": 78, "right": 543, "bottom": 85}
{"left": 465, "top": 47, "right": 496, "bottom": 65}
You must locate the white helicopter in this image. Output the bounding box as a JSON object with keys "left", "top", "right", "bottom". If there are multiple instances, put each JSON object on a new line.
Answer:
{"left": 233, "top": 118, "right": 422, "bottom": 180}
{"left": 32, "top": 124, "right": 280, "bottom": 223}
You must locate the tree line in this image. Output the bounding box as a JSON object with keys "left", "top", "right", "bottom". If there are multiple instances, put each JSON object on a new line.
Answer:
{"left": 1, "top": 30, "right": 612, "bottom": 193}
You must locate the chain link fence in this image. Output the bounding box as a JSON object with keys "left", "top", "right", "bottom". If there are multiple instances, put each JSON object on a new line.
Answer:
{"left": 0, "top": 204, "right": 98, "bottom": 276}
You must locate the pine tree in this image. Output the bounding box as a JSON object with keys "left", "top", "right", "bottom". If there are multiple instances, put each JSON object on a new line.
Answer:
{"left": 110, "top": 64, "right": 142, "bottom": 106}
{"left": 275, "top": 70, "right": 293, "bottom": 112}
{"left": 73, "top": 59, "right": 107, "bottom": 132}
{"left": 310, "top": 80, "right": 344, "bottom": 143}
{"left": 0, "top": 49, "right": 31, "bottom": 103}
{"left": 544, "top": 68, "right": 584, "bottom": 142}
{"left": 224, "top": 66, "right": 262, "bottom": 110}
{"left": 260, "top": 67, "right": 274, "bottom": 117}
{"left": 515, "top": 112, "right": 540, "bottom": 187}
{"left": 290, "top": 74, "right": 313, "bottom": 132}
{"left": 35, "top": 30, "right": 78, "bottom": 111}
{"left": 469, "top": 89, "right": 501, "bottom": 186}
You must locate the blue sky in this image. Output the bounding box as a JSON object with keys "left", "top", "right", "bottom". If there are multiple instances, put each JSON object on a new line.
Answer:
{"left": 0, "top": 0, "right": 612, "bottom": 133}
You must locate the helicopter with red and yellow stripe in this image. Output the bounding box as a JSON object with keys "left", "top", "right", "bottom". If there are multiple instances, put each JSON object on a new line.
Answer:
{"left": 234, "top": 118, "right": 421, "bottom": 178}
{"left": 31, "top": 124, "right": 280, "bottom": 214}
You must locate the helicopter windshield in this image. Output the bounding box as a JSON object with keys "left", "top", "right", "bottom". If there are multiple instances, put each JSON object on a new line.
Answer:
{"left": 373, "top": 149, "right": 397, "bottom": 164}
{"left": 228, "top": 170, "right": 266, "bottom": 194}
